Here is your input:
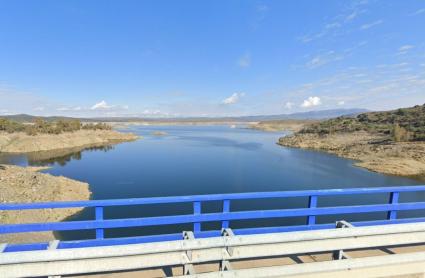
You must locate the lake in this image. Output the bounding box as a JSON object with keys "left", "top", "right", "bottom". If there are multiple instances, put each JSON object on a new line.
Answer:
{"left": 1, "top": 125, "right": 423, "bottom": 240}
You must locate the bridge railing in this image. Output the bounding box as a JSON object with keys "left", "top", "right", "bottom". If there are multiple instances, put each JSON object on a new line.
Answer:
{"left": 1, "top": 185, "right": 425, "bottom": 252}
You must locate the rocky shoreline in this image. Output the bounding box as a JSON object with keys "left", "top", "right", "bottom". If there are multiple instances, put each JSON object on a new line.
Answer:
{"left": 278, "top": 131, "right": 425, "bottom": 179}
{"left": 0, "top": 165, "right": 91, "bottom": 243}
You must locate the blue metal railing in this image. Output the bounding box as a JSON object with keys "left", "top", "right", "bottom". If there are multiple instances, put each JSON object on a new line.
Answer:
{"left": 1, "top": 185, "right": 425, "bottom": 252}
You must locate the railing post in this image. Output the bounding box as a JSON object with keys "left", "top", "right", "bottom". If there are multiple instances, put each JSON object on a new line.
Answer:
{"left": 222, "top": 200, "right": 230, "bottom": 229}
{"left": 95, "top": 206, "right": 104, "bottom": 239}
{"left": 388, "top": 192, "right": 400, "bottom": 220}
{"left": 307, "top": 195, "right": 318, "bottom": 225}
{"left": 193, "top": 201, "right": 201, "bottom": 234}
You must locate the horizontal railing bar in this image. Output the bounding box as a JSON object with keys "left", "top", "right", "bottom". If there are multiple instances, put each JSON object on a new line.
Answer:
{"left": 2, "top": 222, "right": 425, "bottom": 265}
{"left": 1, "top": 185, "right": 424, "bottom": 211}
{"left": 4, "top": 217, "right": 425, "bottom": 253}
{"left": 2, "top": 202, "right": 425, "bottom": 234}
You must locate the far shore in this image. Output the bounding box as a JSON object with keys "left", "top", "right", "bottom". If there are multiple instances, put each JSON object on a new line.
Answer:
{"left": 110, "top": 119, "right": 315, "bottom": 133}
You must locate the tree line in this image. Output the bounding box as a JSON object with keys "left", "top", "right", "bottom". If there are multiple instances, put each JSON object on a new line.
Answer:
{"left": 0, "top": 118, "right": 111, "bottom": 136}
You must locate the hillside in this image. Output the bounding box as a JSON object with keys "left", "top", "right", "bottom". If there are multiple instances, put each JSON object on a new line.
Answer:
{"left": 299, "top": 104, "right": 425, "bottom": 141}
{"left": 279, "top": 104, "right": 425, "bottom": 179}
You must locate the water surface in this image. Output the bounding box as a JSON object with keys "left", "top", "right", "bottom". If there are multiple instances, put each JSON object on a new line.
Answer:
{"left": 1, "top": 125, "right": 422, "bottom": 240}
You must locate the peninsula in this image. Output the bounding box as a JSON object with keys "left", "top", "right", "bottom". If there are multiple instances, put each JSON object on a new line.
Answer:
{"left": 278, "top": 104, "right": 425, "bottom": 179}
{"left": 0, "top": 118, "right": 139, "bottom": 153}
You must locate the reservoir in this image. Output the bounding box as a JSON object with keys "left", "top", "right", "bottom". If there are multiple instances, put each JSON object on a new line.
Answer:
{"left": 1, "top": 125, "right": 422, "bottom": 240}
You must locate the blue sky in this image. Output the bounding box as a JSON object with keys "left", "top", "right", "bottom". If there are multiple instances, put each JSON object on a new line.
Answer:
{"left": 0, "top": 0, "right": 425, "bottom": 117}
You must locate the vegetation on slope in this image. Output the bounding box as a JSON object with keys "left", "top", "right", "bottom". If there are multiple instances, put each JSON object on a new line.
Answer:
{"left": 299, "top": 104, "right": 425, "bottom": 142}
{"left": 0, "top": 118, "right": 111, "bottom": 136}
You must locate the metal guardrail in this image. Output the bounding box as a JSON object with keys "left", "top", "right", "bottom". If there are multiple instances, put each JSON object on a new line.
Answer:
{"left": 1, "top": 185, "right": 425, "bottom": 252}
{"left": 2, "top": 222, "right": 425, "bottom": 277}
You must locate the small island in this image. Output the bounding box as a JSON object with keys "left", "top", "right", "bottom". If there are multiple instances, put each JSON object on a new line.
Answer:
{"left": 278, "top": 104, "right": 425, "bottom": 179}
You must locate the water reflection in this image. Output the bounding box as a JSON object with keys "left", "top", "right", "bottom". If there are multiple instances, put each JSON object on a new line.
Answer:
{"left": 0, "top": 145, "right": 114, "bottom": 167}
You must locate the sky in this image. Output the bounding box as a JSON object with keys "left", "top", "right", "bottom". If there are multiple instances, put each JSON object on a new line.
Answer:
{"left": 0, "top": 0, "right": 425, "bottom": 118}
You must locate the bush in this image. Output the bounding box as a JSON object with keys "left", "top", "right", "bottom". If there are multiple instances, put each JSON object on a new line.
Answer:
{"left": 393, "top": 124, "right": 412, "bottom": 142}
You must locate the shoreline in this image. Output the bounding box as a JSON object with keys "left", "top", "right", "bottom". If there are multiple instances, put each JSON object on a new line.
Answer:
{"left": 0, "top": 129, "right": 139, "bottom": 154}
{"left": 0, "top": 165, "right": 91, "bottom": 243}
{"left": 278, "top": 131, "right": 425, "bottom": 180}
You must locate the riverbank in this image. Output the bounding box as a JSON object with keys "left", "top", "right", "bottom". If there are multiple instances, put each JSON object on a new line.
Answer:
{"left": 278, "top": 131, "right": 425, "bottom": 179}
{"left": 0, "top": 129, "right": 139, "bottom": 153}
{"left": 0, "top": 164, "right": 91, "bottom": 243}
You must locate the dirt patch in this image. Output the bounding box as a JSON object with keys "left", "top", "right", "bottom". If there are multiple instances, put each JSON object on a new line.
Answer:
{"left": 0, "top": 165, "right": 91, "bottom": 243}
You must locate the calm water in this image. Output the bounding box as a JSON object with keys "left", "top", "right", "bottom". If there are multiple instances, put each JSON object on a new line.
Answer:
{"left": 1, "top": 125, "right": 423, "bottom": 240}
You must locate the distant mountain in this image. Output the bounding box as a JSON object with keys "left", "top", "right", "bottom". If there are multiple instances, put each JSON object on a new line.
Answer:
{"left": 1, "top": 114, "right": 79, "bottom": 123}
{"left": 236, "top": 108, "right": 369, "bottom": 121}
{"left": 1, "top": 108, "right": 369, "bottom": 123}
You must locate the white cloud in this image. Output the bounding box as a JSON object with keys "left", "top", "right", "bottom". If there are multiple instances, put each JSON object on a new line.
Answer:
{"left": 399, "top": 45, "right": 414, "bottom": 52}
{"left": 410, "top": 8, "right": 425, "bottom": 16}
{"left": 222, "top": 93, "right": 245, "bottom": 105}
{"left": 306, "top": 51, "right": 343, "bottom": 69}
{"left": 360, "top": 20, "right": 383, "bottom": 30}
{"left": 301, "top": 96, "right": 322, "bottom": 108}
{"left": 57, "top": 106, "right": 83, "bottom": 111}
{"left": 325, "top": 22, "right": 341, "bottom": 29}
{"left": 284, "top": 102, "right": 294, "bottom": 109}
{"left": 91, "top": 100, "right": 113, "bottom": 110}
{"left": 345, "top": 11, "right": 358, "bottom": 22}
{"left": 141, "top": 109, "right": 170, "bottom": 117}
{"left": 398, "top": 45, "right": 414, "bottom": 55}
{"left": 34, "top": 107, "right": 45, "bottom": 111}
{"left": 238, "top": 53, "right": 251, "bottom": 68}
{"left": 338, "top": 101, "right": 345, "bottom": 105}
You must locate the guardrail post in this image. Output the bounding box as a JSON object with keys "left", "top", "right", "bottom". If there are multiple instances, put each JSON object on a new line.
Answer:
{"left": 95, "top": 206, "right": 104, "bottom": 239}
{"left": 221, "top": 228, "right": 234, "bottom": 271}
{"left": 307, "top": 195, "right": 318, "bottom": 225}
{"left": 388, "top": 192, "right": 400, "bottom": 220}
{"left": 332, "top": 221, "right": 353, "bottom": 260}
{"left": 182, "top": 231, "right": 195, "bottom": 275}
{"left": 193, "top": 201, "right": 201, "bottom": 234}
{"left": 222, "top": 200, "right": 230, "bottom": 229}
